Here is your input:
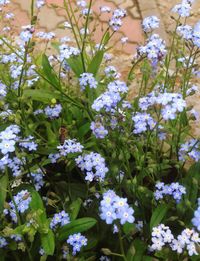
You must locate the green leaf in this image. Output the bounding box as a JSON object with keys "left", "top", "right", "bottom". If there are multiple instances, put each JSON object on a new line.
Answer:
{"left": 41, "top": 229, "right": 55, "bottom": 256}
{"left": 23, "top": 89, "right": 60, "bottom": 103}
{"left": 30, "top": 190, "right": 47, "bottom": 227}
{"left": 78, "top": 122, "right": 91, "bottom": 138}
{"left": 58, "top": 217, "right": 97, "bottom": 241}
{"left": 67, "top": 55, "right": 84, "bottom": 77}
{"left": 142, "top": 256, "right": 154, "bottom": 261}
{"left": 87, "top": 50, "right": 104, "bottom": 76}
{"left": 184, "top": 162, "right": 200, "bottom": 205}
{"left": 69, "top": 198, "right": 82, "bottom": 220}
{"left": 70, "top": 107, "right": 83, "bottom": 123}
{"left": 101, "top": 31, "right": 110, "bottom": 46}
{"left": 127, "top": 239, "right": 146, "bottom": 261}
{"left": 126, "top": 243, "right": 135, "bottom": 261}
{"left": 30, "top": 190, "right": 45, "bottom": 212}
{"left": 0, "top": 174, "right": 8, "bottom": 213}
{"left": 150, "top": 204, "right": 168, "bottom": 231}
{"left": 14, "top": 225, "right": 26, "bottom": 235}
{"left": 123, "top": 223, "right": 136, "bottom": 235}
{"left": 42, "top": 54, "right": 60, "bottom": 88}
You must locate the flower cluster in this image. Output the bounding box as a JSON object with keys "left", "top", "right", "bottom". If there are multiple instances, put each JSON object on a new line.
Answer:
{"left": 154, "top": 182, "right": 186, "bottom": 203}
{"left": 48, "top": 139, "right": 83, "bottom": 163}
{"left": 20, "top": 25, "right": 34, "bottom": 43}
{"left": 75, "top": 152, "right": 108, "bottom": 182}
{"left": 100, "top": 190, "right": 135, "bottom": 225}
{"left": 0, "top": 237, "right": 7, "bottom": 248}
{"left": 150, "top": 225, "right": 200, "bottom": 256}
{"left": 10, "top": 234, "right": 22, "bottom": 242}
{"left": 59, "top": 44, "right": 80, "bottom": 60}
{"left": 0, "top": 0, "right": 10, "bottom": 6}
{"left": 90, "top": 121, "right": 108, "bottom": 139}
{"left": 137, "top": 34, "right": 167, "bottom": 65}
{"left": 179, "top": 139, "right": 200, "bottom": 162}
{"left": 149, "top": 224, "right": 174, "bottom": 251}
{"left": 171, "top": 229, "right": 200, "bottom": 256}
{"left": 67, "top": 233, "right": 87, "bottom": 255}
{"left": 44, "top": 104, "right": 62, "bottom": 119}
{"left": 92, "top": 91, "right": 121, "bottom": 112}
{"left": 132, "top": 112, "right": 156, "bottom": 134}
{"left": 139, "top": 92, "right": 186, "bottom": 120}
{"left": 107, "top": 80, "right": 128, "bottom": 94}
{"left": 29, "top": 170, "right": 44, "bottom": 191}
{"left": 177, "top": 19, "right": 200, "bottom": 48}
{"left": 57, "top": 139, "right": 84, "bottom": 156}
{"left": 0, "top": 155, "right": 24, "bottom": 177}
{"left": 100, "top": 6, "right": 111, "bottom": 13}
{"left": 36, "top": 0, "right": 45, "bottom": 9}
{"left": 192, "top": 198, "right": 200, "bottom": 231}
{"left": 92, "top": 80, "right": 128, "bottom": 112}
{"left": 77, "top": 1, "right": 86, "bottom": 8}
{"left": 0, "top": 125, "right": 20, "bottom": 155}
{"left": 109, "top": 9, "right": 126, "bottom": 31}
{"left": 50, "top": 211, "right": 70, "bottom": 230}
{"left": 0, "top": 82, "right": 7, "bottom": 99}
{"left": 79, "top": 73, "right": 98, "bottom": 90}
{"left": 19, "top": 136, "right": 38, "bottom": 151}
{"left": 36, "top": 31, "right": 55, "bottom": 40}
{"left": 172, "top": 0, "right": 193, "bottom": 17}
{"left": 104, "top": 66, "right": 120, "bottom": 79}
{"left": 4, "top": 190, "right": 32, "bottom": 223}
{"left": 142, "top": 16, "right": 160, "bottom": 33}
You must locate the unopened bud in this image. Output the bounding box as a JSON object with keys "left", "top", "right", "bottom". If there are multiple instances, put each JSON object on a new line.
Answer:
{"left": 101, "top": 248, "right": 112, "bottom": 256}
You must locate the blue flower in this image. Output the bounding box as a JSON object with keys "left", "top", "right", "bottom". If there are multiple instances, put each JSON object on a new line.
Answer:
{"left": 36, "top": 0, "right": 45, "bottom": 8}
{"left": 109, "top": 9, "right": 126, "bottom": 31}
{"left": 10, "top": 234, "right": 22, "bottom": 242}
{"left": 29, "top": 170, "right": 44, "bottom": 191}
{"left": 0, "top": 139, "right": 15, "bottom": 154}
{"left": 57, "top": 139, "right": 83, "bottom": 156}
{"left": 4, "top": 190, "right": 32, "bottom": 223}
{"left": 107, "top": 80, "right": 128, "bottom": 94}
{"left": 44, "top": 104, "right": 62, "bottom": 119}
{"left": 118, "top": 207, "right": 135, "bottom": 225}
{"left": 177, "top": 25, "right": 193, "bottom": 40}
{"left": 19, "top": 135, "right": 38, "bottom": 151}
{"left": 100, "top": 206, "right": 117, "bottom": 224}
{"left": 50, "top": 210, "right": 70, "bottom": 230}
{"left": 0, "top": 82, "right": 7, "bottom": 98}
{"left": 79, "top": 73, "right": 98, "bottom": 90}
{"left": 192, "top": 198, "right": 200, "bottom": 231}
{"left": 20, "top": 25, "right": 34, "bottom": 42}
{"left": 142, "top": 16, "right": 160, "bottom": 32}
{"left": 192, "top": 21, "right": 200, "bottom": 48}
{"left": 90, "top": 121, "right": 108, "bottom": 139}
{"left": 75, "top": 152, "right": 108, "bottom": 182}
{"left": 132, "top": 112, "right": 156, "bottom": 134}
{"left": 137, "top": 34, "right": 167, "bottom": 64}
{"left": 154, "top": 182, "right": 186, "bottom": 203}
{"left": 100, "top": 190, "right": 135, "bottom": 225}
{"left": 0, "top": 237, "right": 7, "bottom": 248}
{"left": 59, "top": 44, "right": 80, "bottom": 60}
{"left": 104, "top": 66, "right": 120, "bottom": 79}
{"left": 67, "top": 233, "right": 87, "bottom": 255}
{"left": 172, "top": 1, "right": 192, "bottom": 17}
{"left": 92, "top": 91, "right": 121, "bottom": 112}
{"left": 179, "top": 139, "right": 200, "bottom": 162}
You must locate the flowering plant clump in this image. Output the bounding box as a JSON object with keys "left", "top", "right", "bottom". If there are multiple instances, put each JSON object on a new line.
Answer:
{"left": 0, "top": 0, "right": 200, "bottom": 260}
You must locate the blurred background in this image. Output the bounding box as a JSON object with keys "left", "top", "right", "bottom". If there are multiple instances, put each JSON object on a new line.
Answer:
{"left": 2, "top": 1, "right": 200, "bottom": 54}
